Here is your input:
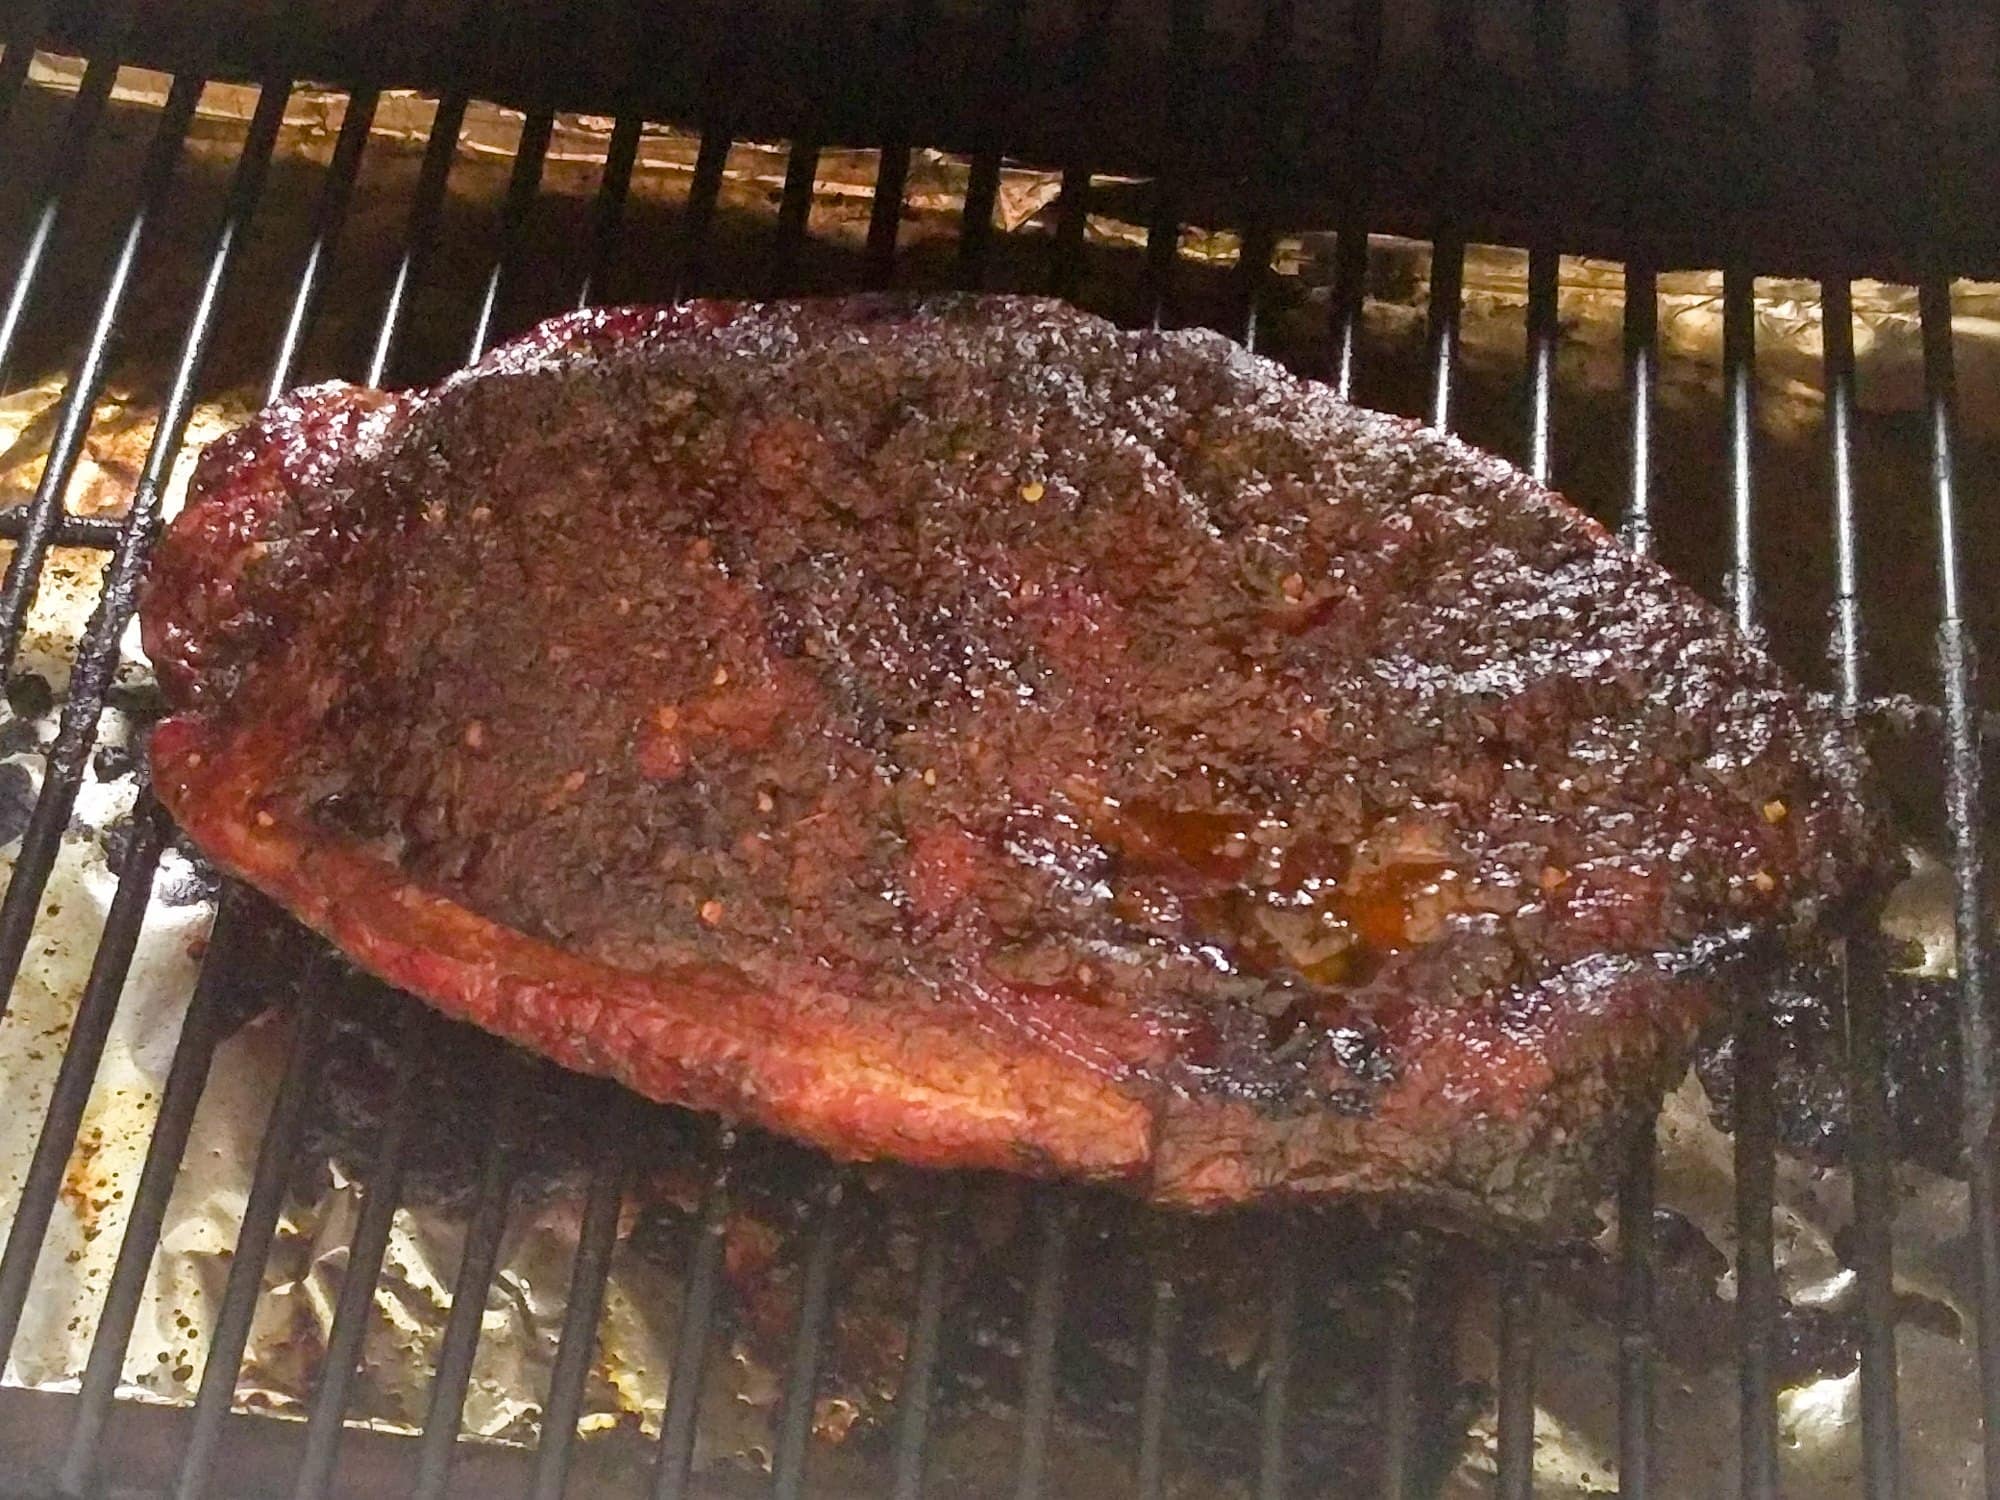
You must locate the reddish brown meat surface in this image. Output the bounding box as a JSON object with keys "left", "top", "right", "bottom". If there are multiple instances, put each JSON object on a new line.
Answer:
{"left": 141, "top": 295, "right": 1889, "bottom": 1235}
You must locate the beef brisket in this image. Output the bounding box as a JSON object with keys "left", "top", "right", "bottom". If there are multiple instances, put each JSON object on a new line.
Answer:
{"left": 141, "top": 295, "right": 1890, "bottom": 1235}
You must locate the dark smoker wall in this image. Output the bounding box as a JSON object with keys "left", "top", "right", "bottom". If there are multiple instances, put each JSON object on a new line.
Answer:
{"left": 42, "top": 0, "right": 2000, "bottom": 281}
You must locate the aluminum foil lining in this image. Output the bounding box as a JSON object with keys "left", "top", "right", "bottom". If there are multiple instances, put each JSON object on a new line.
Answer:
{"left": 0, "top": 55, "right": 1992, "bottom": 1498}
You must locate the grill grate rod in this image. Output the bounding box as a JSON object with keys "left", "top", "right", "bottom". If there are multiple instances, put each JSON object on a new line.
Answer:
{"left": 1013, "top": 1193, "right": 1071, "bottom": 1500}
{"left": 1135, "top": 1275, "right": 1176, "bottom": 1500}
{"left": 889, "top": 1208, "right": 952, "bottom": 1500}
{"left": 1733, "top": 985, "right": 1782, "bottom": 1499}
{"left": 770, "top": 1176, "right": 847, "bottom": 1500}
{"left": 650, "top": 1148, "right": 731, "bottom": 1500}
{"left": 1920, "top": 267, "right": 2000, "bottom": 1497}
{"left": 1616, "top": 1133, "right": 1657, "bottom": 1497}
{"left": 954, "top": 0, "right": 1026, "bottom": 286}
{"left": 0, "top": 507, "right": 121, "bottom": 547}
{"left": 577, "top": 111, "right": 642, "bottom": 310}
{"left": 0, "top": 66, "right": 200, "bottom": 682}
{"left": 172, "top": 988, "right": 335, "bottom": 1500}
{"left": 1255, "top": 1235, "right": 1298, "bottom": 1500}
{"left": 0, "top": 40, "right": 120, "bottom": 393}
{"left": 531, "top": 1138, "right": 632, "bottom": 1500}
{"left": 1845, "top": 935, "right": 1902, "bottom": 1500}
{"left": 466, "top": 108, "right": 555, "bottom": 365}
{"left": 56, "top": 888, "right": 261, "bottom": 1496}
{"left": 1140, "top": 0, "right": 1204, "bottom": 329}
{"left": 364, "top": 87, "right": 469, "bottom": 386}
{"left": 1379, "top": 1244, "right": 1425, "bottom": 1500}
{"left": 1495, "top": 1261, "right": 1538, "bottom": 1500}
{"left": 265, "top": 78, "right": 384, "bottom": 401}
{"left": 1048, "top": 0, "right": 1111, "bottom": 301}
{"left": 0, "top": 0, "right": 58, "bottom": 133}
{"left": 1232, "top": 0, "right": 1293, "bottom": 349}
{"left": 0, "top": 798, "right": 167, "bottom": 1367}
{"left": 1325, "top": 0, "right": 1382, "bottom": 401}
{"left": 1802, "top": 22, "right": 1900, "bottom": 1491}
{"left": 0, "top": 61, "right": 287, "bottom": 1033}
{"left": 861, "top": 0, "right": 931, "bottom": 288}
{"left": 670, "top": 129, "right": 731, "bottom": 304}
{"left": 411, "top": 1050, "right": 523, "bottom": 1500}
{"left": 1902, "top": 5, "right": 2000, "bottom": 1485}
{"left": 288, "top": 1011, "right": 433, "bottom": 1500}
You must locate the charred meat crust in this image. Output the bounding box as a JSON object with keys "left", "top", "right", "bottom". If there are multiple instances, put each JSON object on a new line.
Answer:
{"left": 141, "top": 295, "right": 1891, "bottom": 1236}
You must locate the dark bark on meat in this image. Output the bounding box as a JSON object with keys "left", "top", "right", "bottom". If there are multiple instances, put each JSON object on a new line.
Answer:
{"left": 141, "top": 295, "right": 1892, "bottom": 1237}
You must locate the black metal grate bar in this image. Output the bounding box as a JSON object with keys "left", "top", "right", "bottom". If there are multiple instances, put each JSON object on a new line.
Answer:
{"left": 466, "top": 108, "right": 555, "bottom": 364}
{"left": 1255, "top": 1237, "right": 1297, "bottom": 1500}
{"left": 0, "top": 0, "right": 57, "bottom": 134}
{"left": 1621, "top": 260, "right": 1659, "bottom": 557}
{"left": 862, "top": 0, "right": 932, "bottom": 289}
{"left": 1619, "top": 0, "right": 1660, "bottom": 560}
{"left": 889, "top": 1213, "right": 950, "bottom": 1500}
{"left": 1425, "top": 228, "right": 1465, "bottom": 433}
{"left": 1823, "top": 281, "right": 1865, "bottom": 706}
{"left": 1325, "top": 0, "right": 1382, "bottom": 401}
{"left": 1615, "top": 13, "right": 1662, "bottom": 1473}
{"left": 1845, "top": 937, "right": 1903, "bottom": 1500}
{"left": 577, "top": 112, "right": 642, "bottom": 310}
{"left": 769, "top": 1177, "right": 846, "bottom": 1500}
{"left": 1050, "top": 164, "right": 1091, "bottom": 302}
{"left": 650, "top": 1164, "right": 729, "bottom": 1500}
{"left": 0, "top": 507, "right": 122, "bottom": 547}
{"left": 173, "top": 989, "right": 334, "bottom": 1500}
{"left": 1616, "top": 1134, "right": 1656, "bottom": 1497}
{"left": 1135, "top": 1276, "right": 1175, "bottom": 1500}
{"left": 410, "top": 1053, "right": 522, "bottom": 1500}
{"left": 0, "top": 63, "right": 287, "bottom": 1032}
{"left": 773, "top": 139, "right": 823, "bottom": 291}
{"left": 0, "top": 45, "right": 120, "bottom": 392}
{"left": 530, "top": 1142, "right": 631, "bottom": 1500}
{"left": 1233, "top": 0, "right": 1293, "bottom": 348}
{"left": 670, "top": 128, "right": 731, "bottom": 304}
{"left": 1139, "top": 0, "right": 1203, "bottom": 330}
{"left": 1524, "top": 245, "right": 1559, "bottom": 486}
{"left": 1049, "top": 0, "right": 1111, "bottom": 303}
{"left": 1722, "top": 264, "right": 1758, "bottom": 632}
{"left": 1920, "top": 266, "right": 2000, "bottom": 1496}
{"left": 56, "top": 888, "right": 260, "bottom": 1497}
{"left": 0, "top": 66, "right": 201, "bottom": 680}
{"left": 1012, "top": 1193, "right": 1069, "bottom": 1500}
{"left": 954, "top": 0, "right": 1026, "bottom": 287}
{"left": 1816, "top": 119, "right": 1899, "bottom": 1484}
{"left": 0, "top": 798, "right": 166, "bottom": 1366}
{"left": 1421, "top": 0, "right": 1471, "bottom": 433}
{"left": 288, "top": 1014, "right": 432, "bottom": 1500}
{"left": 1898, "top": 9, "right": 2000, "bottom": 1489}
{"left": 1495, "top": 1260, "right": 1538, "bottom": 1500}
{"left": 265, "top": 80, "right": 384, "bottom": 401}
{"left": 365, "top": 89, "right": 470, "bottom": 385}
{"left": 1733, "top": 987, "right": 1782, "bottom": 1499}
{"left": 1379, "top": 1246, "right": 1422, "bottom": 1500}
{"left": 865, "top": 141, "right": 910, "bottom": 290}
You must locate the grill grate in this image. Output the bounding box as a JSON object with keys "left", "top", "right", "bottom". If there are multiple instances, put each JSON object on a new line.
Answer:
{"left": 0, "top": 1, "right": 1991, "bottom": 1497}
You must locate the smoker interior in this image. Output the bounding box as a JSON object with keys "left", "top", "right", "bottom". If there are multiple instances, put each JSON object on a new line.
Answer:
{"left": 0, "top": 2, "right": 1994, "bottom": 1497}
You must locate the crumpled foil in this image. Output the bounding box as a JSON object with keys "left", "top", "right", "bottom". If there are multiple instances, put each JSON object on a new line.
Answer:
{"left": 0, "top": 53, "right": 1995, "bottom": 1498}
